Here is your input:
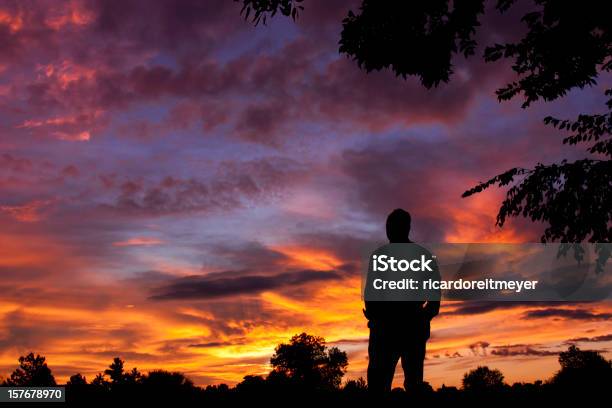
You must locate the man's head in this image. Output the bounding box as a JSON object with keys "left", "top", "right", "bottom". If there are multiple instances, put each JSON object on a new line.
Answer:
{"left": 386, "top": 208, "right": 411, "bottom": 243}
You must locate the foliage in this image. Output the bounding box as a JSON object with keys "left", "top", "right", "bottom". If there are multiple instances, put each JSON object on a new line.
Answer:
{"left": 343, "top": 377, "right": 367, "bottom": 393}
{"left": 462, "top": 58, "right": 612, "bottom": 247}
{"left": 550, "top": 345, "right": 612, "bottom": 389}
{"left": 104, "top": 357, "right": 126, "bottom": 384}
{"left": 102, "top": 357, "right": 142, "bottom": 386}
{"left": 462, "top": 159, "right": 612, "bottom": 244}
{"left": 3, "top": 352, "right": 56, "bottom": 386}
{"left": 141, "top": 369, "right": 194, "bottom": 389}
{"left": 237, "top": 0, "right": 303, "bottom": 26}
{"left": 339, "top": 0, "right": 485, "bottom": 88}
{"left": 91, "top": 372, "right": 110, "bottom": 388}
{"left": 482, "top": 2, "right": 611, "bottom": 108}
{"left": 67, "top": 373, "right": 87, "bottom": 386}
{"left": 270, "top": 332, "right": 349, "bottom": 390}
{"left": 2, "top": 343, "right": 611, "bottom": 404}
{"left": 462, "top": 366, "right": 505, "bottom": 391}
{"left": 235, "top": 374, "right": 267, "bottom": 393}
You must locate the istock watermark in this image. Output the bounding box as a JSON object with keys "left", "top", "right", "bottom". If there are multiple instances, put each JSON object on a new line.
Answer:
{"left": 372, "top": 254, "right": 434, "bottom": 272}
{"left": 362, "top": 243, "right": 611, "bottom": 302}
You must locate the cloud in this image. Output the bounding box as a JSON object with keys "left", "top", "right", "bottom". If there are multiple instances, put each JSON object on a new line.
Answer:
{"left": 329, "top": 338, "right": 368, "bottom": 346}
{"left": 112, "top": 237, "right": 164, "bottom": 247}
{"left": 16, "top": 109, "right": 102, "bottom": 141}
{"left": 100, "top": 156, "right": 304, "bottom": 216}
{"left": 468, "top": 341, "right": 490, "bottom": 356}
{"left": 5, "top": 0, "right": 521, "bottom": 147}
{"left": 0, "top": 154, "right": 33, "bottom": 173}
{"left": 444, "top": 301, "right": 591, "bottom": 316}
{"left": 204, "top": 241, "right": 290, "bottom": 271}
{"left": 565, "top": 334, "right": 612, "bottom": 343}
{"left": 0, "top": 199, "right": 55, "bottom": 222}
{"left": 92, "top": 0, "right": 242, "bottom": 50}
{"left": 490, "top": 344, "right": 558, "bottom": 357}
{"left": 0, "top": 310, "right": 86, "bottom": 350}
{"left": 188, "top": 339, "right": 246, "bottom": 349}
{"left": 522, "top": 308, "right": 612, "bottom": 321}
{"left": 445, "top": 302, "right": 512, "bottom": 315}
{"left": 149, "top": 269, "right": 343, "bottom": 301}
{"left": 337, "top": 132, "right": 551, "bottom": 242}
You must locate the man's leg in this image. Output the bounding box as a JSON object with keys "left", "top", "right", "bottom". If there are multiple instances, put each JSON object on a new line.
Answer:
{"left": 367, "top": 327, "right": 400, "bottom": 394}
{"left": 400, "top": 338, "right": 426, "bottom": 391}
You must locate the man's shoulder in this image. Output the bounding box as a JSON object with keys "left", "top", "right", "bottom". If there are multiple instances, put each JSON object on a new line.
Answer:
{"left": 379, "top": 242, "right": 434, "bottom": 255}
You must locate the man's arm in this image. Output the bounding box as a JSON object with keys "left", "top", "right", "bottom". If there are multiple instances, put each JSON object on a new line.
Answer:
{"left": 423, "top": 255, "right": 441, "bottom": 319}
{"left": 424, "top": 300, "right": 440, "bottom": 320}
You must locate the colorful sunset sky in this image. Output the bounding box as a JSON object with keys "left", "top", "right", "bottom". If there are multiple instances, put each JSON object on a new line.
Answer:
{"left": 0, "top": 0, "right": 610, "bottom": 388}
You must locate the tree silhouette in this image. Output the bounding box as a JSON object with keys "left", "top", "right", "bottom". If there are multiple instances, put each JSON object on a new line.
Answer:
{"left": 551, "top": 345, "right": 612, "bottom": 390}
{"left": 343, "top": 377, "right": 367, "bottom": 394}
{"left": 238, "top": 0, "right": 303, "bottom": 26}
{"left": 269, "top": 332, "right": 348, "bottom": 390}
{"left": 3, "top": 352, "right": 56, "bottom": 386}
{"left": 139, "top": 370, "right": 200, "bottom": 403}
{"left": 66, "top": 372, "right": 89, "bottom": 402}
{"left": 91, "top": 372, "right": 110, "bottom": 390}
{"left": 236, "top": 374, "right": 267, "bottom": 393}
{"left": 67, "top": 373, "right": 87, "bottom": 386}
{"left": 2, "top": 345, "right": 611, "bottom": 403}
{"left": 462, "top": 366, "right": 505, "bottom": 392}
{"left": 339, "top": 1, "right": 484, "bottom": 89}
{"left": 125, "top": 367, "right": 142, "bottom": 384}
{"left": 141, "top": 369, "right": 195, "bottom": 389}
{"left": 203, "top": 383, "right": 230, "bottom": 396}
{"left": 239, "top": 0, "right": 612, "bottom": 250}
{"left": 102, "top": 356, "right": 141, "bottom": 386}
{"left": 104, "top": 357, "right": 126, "bottom": 384}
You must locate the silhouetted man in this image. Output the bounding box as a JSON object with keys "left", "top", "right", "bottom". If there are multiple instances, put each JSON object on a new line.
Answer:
{"left": 364, "top": 208, "right": 440, "bottom": 394}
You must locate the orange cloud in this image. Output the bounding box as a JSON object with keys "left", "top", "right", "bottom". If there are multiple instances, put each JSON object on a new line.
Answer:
{"left": 44, "top": 1, "right": 94, "bottom": 30}
{"left": 272, "top": 246, "right": 344, "bottom": 270}
{"left": 113, "top": 237, "right": 164, "bottom": 247}
{"left": 443, "top": 190, "right": 532, "bottom": 243}
{"left": 0, "top": 9, "right": 23, "bottom": 32}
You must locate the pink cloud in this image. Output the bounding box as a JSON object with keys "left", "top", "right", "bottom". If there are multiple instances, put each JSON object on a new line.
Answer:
{"left": 112, "top": 237, "right": 164, "bottom": 247}
{"left": 0, "top": 199, "right": 55, "bottom": 222}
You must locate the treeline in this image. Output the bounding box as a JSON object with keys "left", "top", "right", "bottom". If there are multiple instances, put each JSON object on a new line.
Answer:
{"left": 1, "top": 333, "right": 610, "bottom": 405}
